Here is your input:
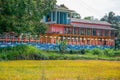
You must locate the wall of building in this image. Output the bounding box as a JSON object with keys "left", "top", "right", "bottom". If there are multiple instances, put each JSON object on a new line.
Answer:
{"left": 44, "top": 11, "right": 69, "bottom": 25}
{"left": 46, "top": 24, "right": 64, "bottom": 34}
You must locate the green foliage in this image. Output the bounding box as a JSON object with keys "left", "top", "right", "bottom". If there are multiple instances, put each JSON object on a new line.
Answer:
{"left": 84, "top": 16, "right": 92, "bottom": 20}
{"left": 0, "top": 45, "right": 41, "bottom": 60}
{"left": 114, "top": 50, "right": 120, "bottom": 57}
{"left": 59, "top": 40, "right": 67, "bottom": 53}
{"left": 0, "top": 0, "right": 56, "bottom": 34}
{"left": 92, "top": 48, "right": 103, "bottom": 56}
{"left": 103, "top": 49, "right": 114, "bottom": 57}
{"left": 0, "top": 45, "right": 120, "bottom": 61}
{"left": 68, "top": 50, "right": 85, "bottom": 54}
{"left": 100, "top": 11, "right": 120, "bottom": 39}
{"left": 115, "top": 38, "right": 120, "bottom": 50}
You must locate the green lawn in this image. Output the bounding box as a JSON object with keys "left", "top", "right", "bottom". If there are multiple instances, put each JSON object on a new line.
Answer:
{"left": 0, "top": 60, "right": 120, "bottom": 80}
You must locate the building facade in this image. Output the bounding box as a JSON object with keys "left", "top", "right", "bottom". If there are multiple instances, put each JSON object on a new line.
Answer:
{"left": 40, "top": 5, "right": 116, "bottom": 47}
{"left": 0, "top": 5, "right": 117, "bottom": 50}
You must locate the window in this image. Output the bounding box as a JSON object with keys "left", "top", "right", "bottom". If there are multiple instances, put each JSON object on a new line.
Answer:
{"left": 73, "top": 37, "right": 77, "bottom": 42}
{"left": 105, "top": 30, "right": 109, "bottom": 36}
{"left": 79, "top": 28, "right": 85, "bottom": 35}
{"left": 68, "top": 13, "right": 71, "bottom": 18}
{"left": 46, "top": 15, "right": 51, "bottom": 22}
{"left": 73, "top": 27, "right": 76, "bottom": 34}
{"left": 86, "top": 29, "right": 91, "bottom": 36}
{"left": 64, "top": 27, "right": 67, "bottom": 34}
{"left": 53, "top": 12, "right": 55, "bottom": 21}
{"left": 67, "top": 27, "right": 71, "bottom": 34}
{"left": 97, "top": 29, "right": 102, "bottom": 36}
{"left": 92, "top": 29, "right": 96, "bottom": 36}
{"left": 78, "top": 36, "right": 80, "bottom": 42}
{"left": 111, "top": 30, "right": 115, "bottom": 37}
{"left": 64, "top": 27, "right": 71, "bottom": 34}
{"left": 82, "top": 37, "right": 84, "bottom": 42}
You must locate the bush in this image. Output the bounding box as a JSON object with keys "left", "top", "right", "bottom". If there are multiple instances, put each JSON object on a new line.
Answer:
{"left": 0, "top": 45, "right": 119, "bottom": 61}
{"left": 103, "top": 49, "right": 114, "bottom": 57}
{"left": 0, "top": 45, "right": 42, "bottom": 60}
{"left": 69, "top": 50, "right": 80, "bottom": 54}
{"left": 114, "top": 50, "right": 120, "bottom": 57}
{"left": 80, "top": 49, "right": 86, "bottom": 54}
{"left": 92, "top": 48, "right": 103, "bottom": 56}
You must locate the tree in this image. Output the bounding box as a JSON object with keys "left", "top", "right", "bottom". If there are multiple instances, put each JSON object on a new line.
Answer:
{"left": 84, "top": 16, "right": 92, "bottom": 20}
{"left": 100, "top": 11, "right": 120, "bottom": 34}
{"left": 0, "top": 0, "right": 56, "bottom": 35}
{"left": 101, "top": 11, "right": 120, "bottom": 49}
{"left": 84, "top": 16, "right": 94, "bottom": 20}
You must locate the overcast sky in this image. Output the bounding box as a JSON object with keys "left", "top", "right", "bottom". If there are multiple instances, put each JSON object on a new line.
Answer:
{"left": 57, "top": 0, "right": 120, "bottom": 19}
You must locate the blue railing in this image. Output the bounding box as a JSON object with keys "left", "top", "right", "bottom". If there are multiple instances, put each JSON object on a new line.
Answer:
{"left": 0, "top": 42, "right": 113, "bottom": 51}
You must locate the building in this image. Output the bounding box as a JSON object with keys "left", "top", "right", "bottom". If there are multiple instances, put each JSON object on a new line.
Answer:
{"left": 40, "top": 4, "right": 116, "bottom": 47}
{"left": 0, "top": 5, "right": 116, "bottom": 50}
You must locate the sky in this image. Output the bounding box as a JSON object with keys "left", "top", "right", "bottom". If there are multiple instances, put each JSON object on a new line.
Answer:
{"left": 57, "top": 0, "right": 120, "bottom": 19}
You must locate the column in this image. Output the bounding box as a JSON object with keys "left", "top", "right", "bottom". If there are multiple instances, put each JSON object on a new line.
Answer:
{"left": 91, "top": 38, "right": 94, "bottom": 45}
{"left": 80, "top": 38, "right": 82, "bottom": 45}
{"left": 95, "top": 38, "right": 97, "bottom": 46}
{"left": 50, "top": 36, "right": 52, "bottom": 44}
{"left": 66, "top": 13, "right": 68, "bottom": 24}
{"left": 76, "top": 37, "right": 78, "bottom": 45}
{"left": 45, "top": 36, "right": 47, "bottom": 44}
{"left": 12, "top": 37, "right": 15, "bottom": 43}
{"left": 5, "top": 37, "right": 8, "bottom": 43}
{"left": 55, "top": 10, "right": 57, "bottom": 23}
{"left": 40, "top": 36, "right": 43, "bottom": 43}
{"left": 18, "top": 37, "right": 20, "bottom": 43}
{"left": 102, "top": 39, "right": 104, "bottom": 46}
{"left": 54, "top": 36, "right": 56, "bottom": 44}
{"left": 72, "top": 37, "right": 74, "bottom": 45}
{"left": 58, "top": 37, "right": 60, "bottom": 44}
{"left": 70, "top": 36, "right": 72, "bottom": 45}
{"left": 62, "top": 12, "right": 64, "bottom": 24}
{"left": 84, "top": 38, "right": 86, "bottom": 45}
{"left": 59, "top": 11, "right": 60, "bottom": 24}
{"left": 51, "top": 12, "right": 53, "bottom": 22}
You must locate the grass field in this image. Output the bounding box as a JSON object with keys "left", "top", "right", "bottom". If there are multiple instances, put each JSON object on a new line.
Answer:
{"left": 0, "top": 60, "right": 120, "bottom": 80}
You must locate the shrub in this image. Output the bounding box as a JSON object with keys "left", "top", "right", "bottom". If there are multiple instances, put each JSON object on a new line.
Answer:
{"left": 114, "top": 50, "right": 120, "bottom": 57}
{"left": 92, "top": 48, "right": 103, "bottom": 56}
{"left": 103, "top": 49, "right": 114, "bottom": 57}
{"left": 69, "top": 50, "right": 80, "bottom": 54}
{"left": 0, "top": 45, "right": 119, "bottom": 61}
{"left": 0, "top": 45, "right": 42, "bottom": 60}
{"left": 80, "top": 49, "right": 86, "bottom": 54}
{"left": 58, "top": 40, "right": 67, "bottom": 53}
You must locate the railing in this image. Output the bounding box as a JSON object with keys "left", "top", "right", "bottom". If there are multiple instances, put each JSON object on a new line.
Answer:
{"left": 0, "top": 36, "right": 115, "bottom": 47}
{"left": 0, "top": 37, "right": 40, "bottom": 43}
